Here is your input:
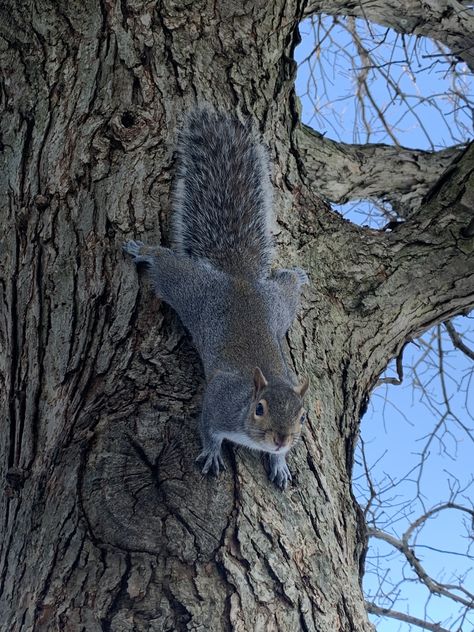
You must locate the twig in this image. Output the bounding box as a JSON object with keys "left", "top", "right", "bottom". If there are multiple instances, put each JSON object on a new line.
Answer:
{"left": 366, "top": 601, "right": 451, "bottom": 632}
{"left": 377, "top": 343, "right": 407, "bottom": 386}
{"left": 444, "top": 320, "right": 474, "bottom": 361}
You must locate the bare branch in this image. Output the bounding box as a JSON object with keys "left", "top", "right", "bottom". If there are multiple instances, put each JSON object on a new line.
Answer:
{"left": 366, "top": 601, "right": 451, "bottom": 632}
{"left": 294, "top": 124, "right": 461, "bottom": 217}
{"left": 377, "top": 342, "right": 406, "bottom": 386}
{"left": 303, "top": 0, "right": 474, "bottom": 71}
{"left": 403, "top": 502, "right": 474, "bottom": 544}
{"left": 369, "top": 517, "right": 474, "bottom": 608}
{"left": 444, "top": 320, "right": 474, "bottom": 361}
{"left": 366, "top": 143, "right": 474, "bottom": 342}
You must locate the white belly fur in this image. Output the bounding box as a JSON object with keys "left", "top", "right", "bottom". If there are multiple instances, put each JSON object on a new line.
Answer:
{"left": 218, "top": 431, "right": 290, "bottom": 455}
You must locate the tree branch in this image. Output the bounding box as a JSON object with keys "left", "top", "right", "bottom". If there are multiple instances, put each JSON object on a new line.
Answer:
{"left": 376, "top": 342, "right": 406, "bottom": 385}
{"left": 444, "top": 320, "right": 474, "bottom": 360}
{"left": 402, "top": 502, "right": 474, "bottom": 545}
{"left": 368, "top": 501, "right": 474, "bottom": 609}
{"left": 303, "top": 0, "right": 474, "bottom": 71}
{"left": 357, "top": 143, "right": 474, "bottom": 348}
{"left": 366, "top": 601, "right": 451, "bottom": 632}
{"left": 295, "top": 124, "right": 460, "bottom": 217}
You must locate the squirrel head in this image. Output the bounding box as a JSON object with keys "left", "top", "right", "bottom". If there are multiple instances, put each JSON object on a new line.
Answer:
{"left": 247, "top": 367, "right": 309, "bottom": 454}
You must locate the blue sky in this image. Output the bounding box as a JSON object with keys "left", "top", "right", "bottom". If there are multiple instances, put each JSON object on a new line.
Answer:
{"left": 294, "top": 15, "right": 474, "bottom": 632}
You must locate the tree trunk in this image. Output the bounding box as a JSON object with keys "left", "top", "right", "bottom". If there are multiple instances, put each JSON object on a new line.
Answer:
{"left": 1, "top": 2, "right": 472, "bottom": 631}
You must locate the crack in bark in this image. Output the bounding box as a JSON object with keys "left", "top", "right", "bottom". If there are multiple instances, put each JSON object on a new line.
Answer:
{"left": 100, "top": 553, "right": 132, "bottom": 631}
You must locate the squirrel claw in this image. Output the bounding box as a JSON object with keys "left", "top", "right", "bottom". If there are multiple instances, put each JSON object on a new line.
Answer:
{"left": 123, "top": 240, "right": 153, "bottom": 265}
{"left": 196, "top": 449, "right": 226, "bottom": 477}
{"left": 271, "top": 267, "right": 309, "bottom": 288}
{"left": 123, "top": 240, "right": 144, "bottom": 256}
{"left": 268, "top": 455, "right": 292, "bottom": 490}
{"left": 293, "top": 267, "right": 309, "bottom": 286}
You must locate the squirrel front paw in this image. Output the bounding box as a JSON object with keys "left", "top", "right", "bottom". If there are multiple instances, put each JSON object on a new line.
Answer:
{"left": 268, "top": 453, "right": 292, "bottom": 490}
{"left": 196, "top": 445, "right": 226, "bottom": 477}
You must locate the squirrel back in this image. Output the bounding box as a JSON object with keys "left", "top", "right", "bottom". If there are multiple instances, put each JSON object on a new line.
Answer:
{"left": 171, "top": 107, "right": 274, "bottom": 278}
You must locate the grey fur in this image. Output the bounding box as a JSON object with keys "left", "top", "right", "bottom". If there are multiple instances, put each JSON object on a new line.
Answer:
{"left": 123, "top": 108, "right": 309, "bottom": 489}
{"left": 172, "top": 106, "right": 273, "bottom": 278}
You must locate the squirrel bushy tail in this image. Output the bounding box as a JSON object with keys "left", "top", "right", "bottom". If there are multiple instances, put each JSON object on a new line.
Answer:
{"left": 172, "top": 107, "right": 274, "bottom": 278}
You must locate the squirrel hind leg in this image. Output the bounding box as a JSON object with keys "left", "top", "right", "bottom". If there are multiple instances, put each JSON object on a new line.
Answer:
{"left": 122, "top": 240, "right": 153, "bottom": 265}
{"left": 272, "top": 267, "right": 309, "bottom": 287}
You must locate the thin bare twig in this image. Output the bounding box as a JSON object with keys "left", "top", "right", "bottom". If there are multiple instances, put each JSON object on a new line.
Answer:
{"left": 366, "top": 601, "right": 451, "bottom": 632}
{"left": 444, "top": 320, "right": 474, "bottom": 361}
{"left": 377, "top": 343, "right": 407, "bottom": 386}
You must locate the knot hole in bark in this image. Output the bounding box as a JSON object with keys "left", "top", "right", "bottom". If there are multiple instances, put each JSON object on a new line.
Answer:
{"left": 108, "top": 106, "right": 159, "bottom": 151}
{"left": 80, "top": 412, "right": 233, "bottom": 560}
{"left": 121, "top": 111, "right": 136, "bottom": 128}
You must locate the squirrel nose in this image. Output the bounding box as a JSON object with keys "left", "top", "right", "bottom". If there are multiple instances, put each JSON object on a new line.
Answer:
{"left": 274, "top": 433, "right": 289, "bottom": 449}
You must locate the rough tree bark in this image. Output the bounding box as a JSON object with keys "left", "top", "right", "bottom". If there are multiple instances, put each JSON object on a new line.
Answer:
{"left": 0, "top": 1, "right": 473, "bottom": 631}
{"left": 295, "top": 125, "right": 461, "bottom": 217}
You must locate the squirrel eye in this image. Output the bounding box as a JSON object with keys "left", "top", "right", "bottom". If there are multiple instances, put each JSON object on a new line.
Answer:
{"left": 255, "top": 402, "right": 264, "bottom": 417}
{"left": 300, "top": 412, "right": 306, "bottom": 424}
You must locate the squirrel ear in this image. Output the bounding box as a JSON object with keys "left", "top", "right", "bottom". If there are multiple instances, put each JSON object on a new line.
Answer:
{"left": 294, "top": 376, "right": 309, "bottom": 397}
{"left": 253, "top": 367, "right": 268, "bottom": 395}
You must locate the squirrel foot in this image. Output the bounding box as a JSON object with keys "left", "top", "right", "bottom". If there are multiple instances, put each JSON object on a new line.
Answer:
{"left": 292, "top": 267, "right": 309, "bottom": 286}
{"left": 123, "top": 240, "right": 153, "bottom": 265}
{"left": 272, "top": 267, "right": 309, "bottom": 287}
{"left": 196, "top": 445, "right": 226, "bottom": 477}
{"left": 268, "top": 453, "right": 292, "bottom": 490}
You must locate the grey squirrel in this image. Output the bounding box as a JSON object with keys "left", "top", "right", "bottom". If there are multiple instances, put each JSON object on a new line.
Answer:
{"left": 123, "top": 107, "right": 309, "bottom": 489}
